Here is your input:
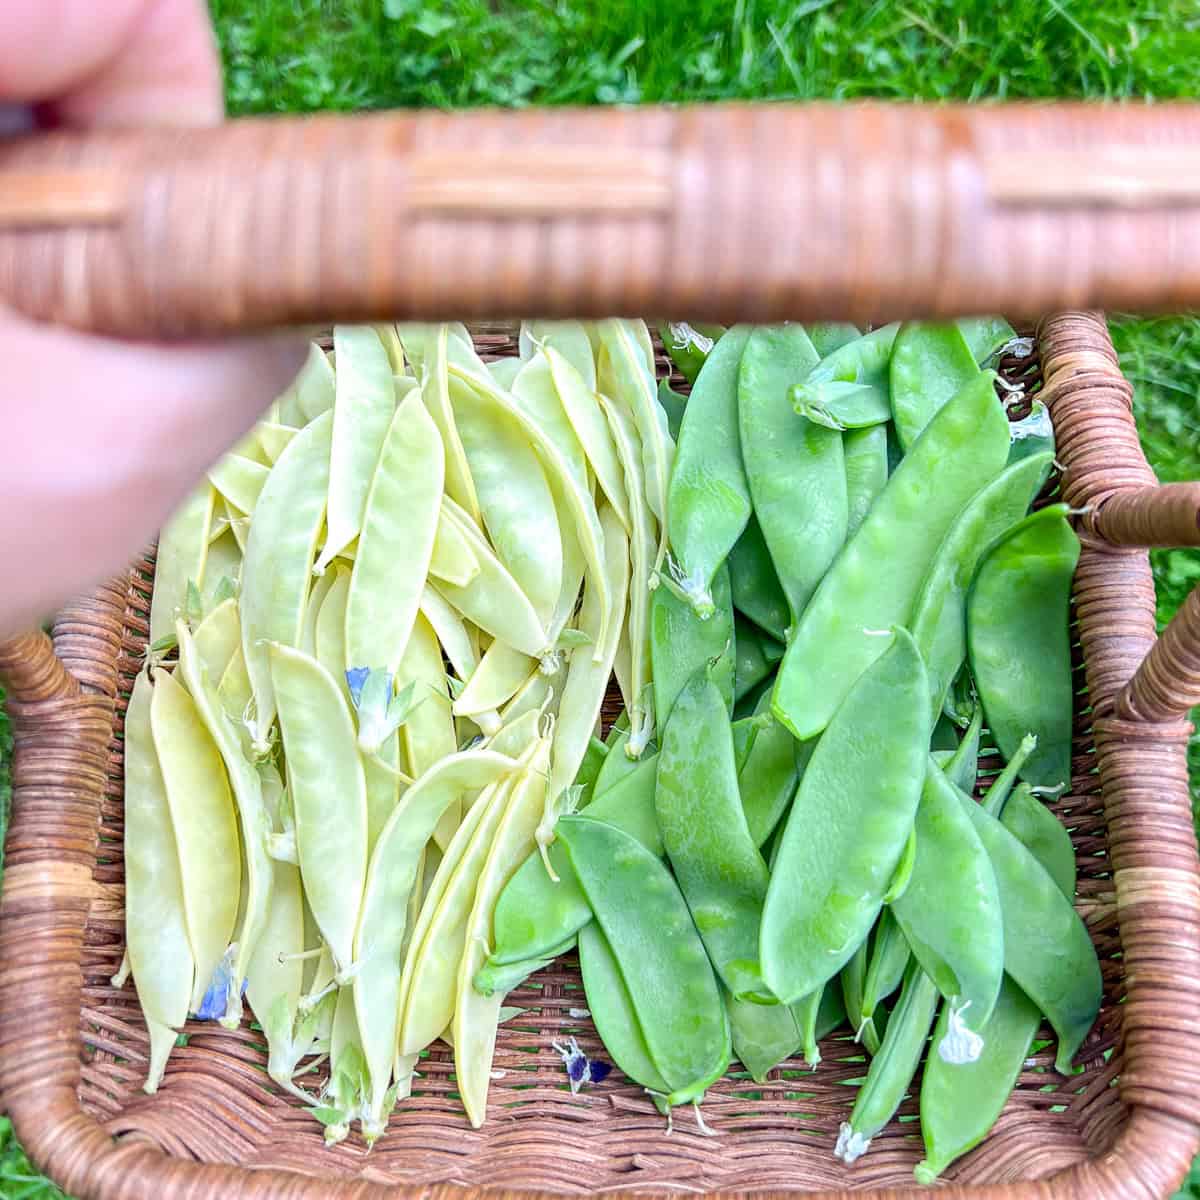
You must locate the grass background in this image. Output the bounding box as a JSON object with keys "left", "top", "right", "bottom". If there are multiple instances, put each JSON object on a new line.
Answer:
{"left": 3, "top": 1, "right": 1200, "bottom": 1195}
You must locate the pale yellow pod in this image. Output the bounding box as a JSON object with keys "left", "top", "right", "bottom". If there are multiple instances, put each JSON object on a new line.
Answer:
{"left": 428, "top": 507, "right": 480, "bottom": 588}
{"left": 314, "top": 565, "right": 351, "bottom": 698}
{"left": 217, "top": 644, "right": 252, "bottom": 727}
{"left": 419, "top": 586, "right": 479, "bottom": 683}
{"left": 417, "top": 325, "right": 481, "bottom": 523}
{"left": 294, "top": 341, "right": 336, "bottom": 423}
{"left": 208, "top": 453, "right": 270, "bottom": 518}
{"left": 452, "top": 639, "right": 535, "bottom": 719}
{"left": 519, "top": 319, "right": 597, "bottom": 392}
{"left": 150, "top": 484, "right": 214, "bottom": 647}
{"left": 222, "top": 499, "right": 251, "bottom": 554}
{"left": 256, "top": 421, "right": 299, "bottom": 464}
{"left": 298, "top": 567, "right": 337, "bottom": 660}
{"left": 191, "top": 597, "right": 241, "bottom": 682}
{"left": 202, "top": 530, "right": 242, "bottom": 613}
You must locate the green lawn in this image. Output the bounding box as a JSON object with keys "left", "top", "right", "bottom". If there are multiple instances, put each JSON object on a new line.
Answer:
{"left": 4, "top": 2, "right": 1200, "bottom": 1196}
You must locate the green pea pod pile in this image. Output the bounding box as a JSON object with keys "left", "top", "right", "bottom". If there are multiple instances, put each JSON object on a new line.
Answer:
{"left": 126, "top": 316, "right": 1100, "bottom": 1171}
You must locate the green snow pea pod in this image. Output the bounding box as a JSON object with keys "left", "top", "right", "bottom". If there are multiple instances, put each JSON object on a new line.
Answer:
{"left": 269, "top": 644, "right": 367, "bottom": 978}
{"left": 740, "top": 324, "right": 845, "bottom": 625}
{"left": 773, "top": 371, "right": 1009, "bottom": 741}
{"left": 651, "top": 561, "right": 734, "bottom": 729}
{"left": 738, "top": 692, "right": 800, "bottom": 850}
{"left": 969, "top": 506, "right": 1080, "bottom": 791}
{"left": 472, "top": 935, "right": 576, "bottom": 998}
{"left": 240, "top": 409, "right": 333, "bottom": 753}
{"left": 728, "top": 515, "right": 790, "bottom": 643}
{"left": 574, "top": 737, "right": 608, "bottom": 804}
{"left": 807, "top": 323, "right": 862, "bottom": 357}
{"left": 958, "top": 789, "right": 1100, "bottom": 1073}
{"left": 1007, "top": 400, "right": 1055, "bottom": 490}
{"left": 733, "top": 614, "right": 784, "bottom": 704}
{"left": 660, "top": 321, "right": 725, "bottom": 385}
{"left": 835, "top": 959, "right": 941, "bottom": 1164}
{"left": 762, "top": 628, "right": 931, "bottom": 1004}
{"left": 843, "top": 425, "right": 889, "bottom": 538}
{"left": 890, "top": 321, "right": 981, "bottom": 450}
{"left": 790, "top": 324, "right": 899, "bottom": 413}
{"left": 911, "top": 454, "right": 1052, "bottom": 720}
{"left": 841, "top": 937, "right": 881, "bottom": 1055}
{"left": 728, "top": 991, "right": 801, "bottom": 1083}
{"left": 592, "top": 722, "right": 645, "bottom": 796}
{"left": 314, "top": 326, "right": 395, "bottom": 573}
{"left": 657, "top": 378, "right": 688, "bottom": 441}
{"left": 790, "top": 380, "right": 891, "bottom": 432}
{"left": 1001, "top": 782, "right": 1076, "bottom": 893}
{"left": 558, "top": 816, "right": 730, "bottom": 1105}
{"left": 150, "top": 484, "right": 215, "bottom": 648}
{"left": 944, "top": 702, "right": 983, "bottom": 795}
{"left": 666, "top": 326, "right": 752, "bottom": 617}
{"left": 957, "top": 316, "right": 1017, "bottom": 364}
{"left": 892, "top": 762, "right": 1004, "bottom": 1058}
{"left": 124, "top": 670, "right": 193, "bottom": 1093}
{"left": 792, "top": 985, "right": 830, "bottom": 1067}
{"left": 858, "top": 911, "right": 910, "bottom": 1048}
{"left": 657, "top": 666, "right": 770, "bottom": 1000}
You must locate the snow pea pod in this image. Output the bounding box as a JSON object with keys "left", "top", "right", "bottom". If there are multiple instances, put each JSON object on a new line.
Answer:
{"left": 728, "top": 515, "right": 790, "bottom": 643}
{"left": 660, "top": 321, "right": 725, "bottom": 385}
{"left": 150, "top": 484, "right": 215, "bottom": 647}
{"left": 789, "top": 323, "right": 898, "bottom": 419}
{"left": 807, "top": 323, "right": 862, "bottom": 357}
{"left": 740, "top": 324, "right": 845, "bottom": 626}
{"left": 790, "top": 381, "right": 891, "bottom": 431}
{"left": 558, "top": 816, "right": 730, "bottom": 1105}
{"left": 415, "top": 325, "right": 481, "bottom": 523}
{"left": 124, "top": 670, "right": 193, "bottom": 1093}
{"left": 313, "top": 565, "right": 350, "bottom": 695}
{"left": 841, "top": 937, "right": 881, "bottom": 1055}
{"left": 969, "top": 506, "right": 1080, "bottom": 791}
{"left": 773, "top": 371, "right": 1009, "bottom": 741}
{"left": 911, "top": 455, "right": 1052, "bottom": 720}
{"left": 256, "top": 421, "right": 299, "bottom": 465}
{"left": 857, "top": 911, "right": 910, "bottom": 1047}
{"left": 666, "top": 326, "right": 752, "bottom": 617}
{"left": 454, "top": 641, "right": 535, "bottom": 721}
{"left": 728, "top": 992, "right": 801, "bottom": 1083}
{"left": 419, "top": 586, "right": 478, "bottom": 684}
{"left": 738, "top": 691, "right": 800, "bottom": 850}
{"left": 472, "top": 936, "right": 575, "bottom": 998}
{"left": 657, "top": 667, "right": 770, "bottom": 1000}
{"left": 192, "top": 597, "right": 240, "bottom": 682}
{"left": 762, "top": 628, "right": 931, "bottom": 1004}
{"left": 890, "top": 321, "right": 981, "bottom": 450}
{"left": 208, "top": 453, "right": 269, "bottom": 519}
{"left": 733, "top": 615, "right": 784, "bottom": 704}
{"left": 240, "top": 409, "right": 333, "bottom": 753}
{"left": 1001, "top": 783, "right": 1076, "bottom": 893}
{"left": 520, "top": 319, "right": 596, "bottom": 389}
{"left": 842, "top": 425, "right": 888, "bottom": 538}
{"left": 657, "top": 378, "right": 687, "bottom": 441}
{"left": 314, "top": 326, "right": 395, "bottom": 573}
{"left": 288, "top": 341, "right": 336, "bottom": 422}
{"left": 957, "top": 316, "right": 1017, "bottom": 364}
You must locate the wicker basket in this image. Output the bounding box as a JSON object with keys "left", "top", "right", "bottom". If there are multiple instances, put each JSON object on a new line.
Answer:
{"left": 2, "top": 312, "right": 1200, "bottom": 1200}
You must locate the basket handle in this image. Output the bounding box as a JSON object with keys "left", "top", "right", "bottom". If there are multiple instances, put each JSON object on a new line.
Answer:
{"left": 4, "top": 102, "right": 1200, "bottom": 338}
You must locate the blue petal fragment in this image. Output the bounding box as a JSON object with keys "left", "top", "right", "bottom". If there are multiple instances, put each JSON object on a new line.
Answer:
{"left": 589, "top": 1060, "right": 613, "bottom": 1084}
{"left": 345, "top": 667, "right": 370, "bottom": 708}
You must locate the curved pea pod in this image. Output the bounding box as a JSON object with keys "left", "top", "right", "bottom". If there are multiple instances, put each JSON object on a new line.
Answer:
{"left": 840, "top": 937, "right": 881, "bottom": 1055}
{"left": 959, "top": 789, "right": 1100, "bottom": 1074}
{"left": 729, "top": 515, "right": 790, "bottom": 643}
{"left": 345, "top": 391, "right": 444, "bottom": 682}
{"left": 789, "top": 323, "right": 898, "bottom": 422}
{"left": 420, "top": 586, "right": 479, "bottom": 684}
{"left": 208, "top": 453, "right": 269, "bottom": 519}
{"left": 843, "top": 425, "right": 889, "bottom": 538}
{"left": 890, "top": 321, "right": 981, "bottom": 450}
{"left": 473, "top": 935, "right": 575, "bottom": 998}
{"left": 201, "top": 529, "right": 242, "bottom": 611}
{"left": 240, "top": 409, "right": 333, "bottom": 752}
{"left": 176, "top": 624, "right": 273, "bottom": 1028}
{"left": 192, "top": 597, "right": 241, "bottom": 682}
{"left": 790, "top": 379, "right": 890, "bottom": 432}
{"left": 1007, "top": 400, "right": 1055, "bottom": 488}
{"left": 314, "top": 326, "right": 395, "bottom": 573}
{"left": 289, "top": 341, "right": 336, "bottom": 422}
{"left": 858, "top": 910, "right": 910, "bottom": 1043}
{"left": 728, "top": 991, "right": 801, "bottom": 1083}
{"left": 150, "top": 484, "right": 215, "bottom": 648}
{"left": 657, "top": 379, "right": 687, "bottom": 441}
{"left": 454, "top": 641, "right": 535, "bottom": 721}
{"left": 740, "top": 324, "right": 845, "bottom": 626}
{"left": 651, "top": 562, "right": 734, "bottom": 730}
{"left": 892, "top": 763, "right": 1004, "bottom": 1058}
{"left": 298, "top": 567, "right": 337, "bottom": 660}
{"left": 313, "top": 565, "right": 350, "bottom": 693}
{"left": 773, "top": 371, "right": 1009, "bottom": 741}
{"left": 558, "top": 815, "right": 730, "bottom": 1105}
{"left": 733, "top": 615, "right": 784, "bottom": 704}
{"left": 455, "top": 737, "right": 552, "bottom": 1127}
{"left": 807, "top": 322, "right": 861, "bottom": 357}
{"left": 969, "top": 506, "right": 1080, "bottom": 791}
{"left": 428, "top": 505, "right": 480, "bottom": 588}
{"left": 124, "top": 671, "right": 194, "bottom": 1093}
{"left": 957, "top": 315, "right": 1017, "bottom": 364}
{"left": 1002, "top": 783, "right": 1076, "bottom": 893}
{"left": 660, "top": 321, "right": 725, "bottom": 385}
{"left": 666, "top": 326, "right": 752, "bottom": 617}
{"left": 149, "top": 668, "right": 241, "bottom": 1014}
{"left": 269, "top": 644, "right": 367, "bottom": 977}
{"left": 943, "top": 701, "right": 984, "bottom": 795}
{"left": 257, "top": 421, "right": 299, "bottom": 465}
{"left": 762, "top": 628, "right": 931, "bottom": 1004}
{"left": 519, "top": 319, "right": 595, "bottom": 386}
{"left": 911, "top": 454, "right": 1052, "bottom": 720}
{"left": 738, "top": 693, "right": 800, "bottom": 850}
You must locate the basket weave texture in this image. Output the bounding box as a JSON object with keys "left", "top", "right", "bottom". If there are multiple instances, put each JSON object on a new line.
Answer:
{"left": 2, "top": 312, "right": 1200, "bottom": 1200}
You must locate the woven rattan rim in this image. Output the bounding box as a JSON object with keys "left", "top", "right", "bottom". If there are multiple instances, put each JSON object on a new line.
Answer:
{"left": 1, "top": 312, "right": 1199, "bottom": 1199}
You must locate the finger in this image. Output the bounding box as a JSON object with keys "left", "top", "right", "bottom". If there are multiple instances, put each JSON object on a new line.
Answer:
{"left": 0, "top": 309, "right": 306, "bottom": 636}
{"left": 0, "top": 0, "right": 222, "bottom": 127}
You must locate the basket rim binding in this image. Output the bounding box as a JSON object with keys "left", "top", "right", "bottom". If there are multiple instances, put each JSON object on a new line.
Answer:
{"left": 1, "top": 312, "right": 1199, "bottom": 1200}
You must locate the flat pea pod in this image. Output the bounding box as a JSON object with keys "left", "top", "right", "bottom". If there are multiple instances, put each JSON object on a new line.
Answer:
{"left": 269, "top": 644, "right": 367, "bottom": 976}
{"left": 428, "top": 506, "right": 480, "bottom": 588}
{"left": 657, "top": 378, "right": 687, "bottom": 441}
{"left": 773, "top": 371, "right": 1009, "bottom": 741}
{"left": 240, "top": 409, "right": 333, "bottom": 752}
{"left": 418, "top": 325, "right": 482, "bottom": 524}
{"left": 472, "top": 935, "right": 575, "bottom": 998}
{"left": 454, "top": 641, "right": 535, "bottom": 721}
{"left": 958, "top": 788, "right": 1100, "bottom": 1073}
{"left": 806, "top": 323, "right": 861, "bottom": 357}
{"left": 911, "top": 454, "right": 1052, "bottom": 720}
{"left": 762, "top": 628, "right": 931, "bottom": 1004}
{"left": 150, "top": 484, "right": 215, "bottom": 647}
{"left": 345, "top": 391, "right": 444, "bottom": 676}
{"left": 738, "top": 690, "right": 800, "bottom": 851}
{"left": 728, "top": 515, "right": 790, "bottom": 643}
{"left": 208, "top": 453, "right": 270, "bottom": 519}
{"left": 666, "top": 326, "right": 752, "bottom": 617}
{"left": 657, "top": 667, "right": 770, "bottom": 1000}
{"left": 733, "top": 614, "right": 784, "bottom": 704}
{"left": 124, "top": 670, "right": 193, "bottom": 1093}
{"left": 1001, "top": 783, "right": 1076, "bottom": 894}
{"left": 192, "top": 597, "right": 241, "bottom": 682}
{"left": 790, "top": 380, "right": 891, "bottom": 432}
{"left": 728, "top": 991, "right": 801, "bottom": 1084}
{"left": 842, "top": 425, "right": 889, "bottom": 538}
{"left": 841, "top": 937, "right": 881, "bottom": 1055}
{"left": 313, "top": 564, "right": 350, "bottom": 695}
{"left": 858, "top": 910, "right": 910, "bottom": 1045}
{"left": 520, "top": 319, "right": 596, "bottom": 390}
{"left": 149, "top": 667, "right": 241, "bottom": 1013}
{"left": 660, "top": 321, "right": 725, "bottom": 385}
{"left": 419, "top": 586, "right": 478, "bottom": 684}
{"left": 968, "top": 505, "right": 1080, "bottom": 791}
{"left": 740, "top": 324, "right": 845, "bottom": 625}
{"left": 256, "top": 421, "right": 299, "bottom": 465}
{"left": 957, "top": 316, "right": 1017, "bottom": 364}
{"left": 651, "top": 562, "right": 734, "bottom": 730}
{"left": 288, "top": 341, "right": 336, "bottom": 422}
{"left": 944, "top": 701, "right": 984, "bottom": 795}
{"left": 889, "top": 321, "right": 980, "bottom": 450}
{"left": 314, "top": 326, "right": 395, "bottom": 573}
{"left": 299, "top": 567, "right": 337, "bottom": 660}
{"left": 892, "top": 762, "right": 1004, "bottom": 1055}
{"left": 592, "top": 723, "right": 643, "bottom": 796}
{"left": 789, "top": 323, "right": 898, "bottom": 431}
{"left": 574, "top": 736, "right": 608, "bottom": 801}
{"left": 558, "top": 815, "right": 730, "bottom": 1104}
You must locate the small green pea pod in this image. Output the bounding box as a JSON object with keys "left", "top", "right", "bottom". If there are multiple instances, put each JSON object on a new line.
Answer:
{"left": 729, "top": 515, "right": 790, "bottom": 643}
{"left": 890, "top": 321, "right": 981, "bottom": 450}
{"left": 843, "top": 425, "right": 889, "bottom": 538}
{"left": 943, "top": 702, "right": 984, "bottom": 795}
{"left": 1001, "top": 783, "right": 1076, "bottom": 892}
{"left": 807, "top": 323, "right": 862, "bottom": 357}
{"left": 728, "top": 991, "right": 801, "bottom": 1083}
{"left": 574, "top": 737, "right": 609, "bottom": 804}
{"left": 774, "top": 371, "right": 1009, "bottom": 741}
{"left": 957, "top": 316, "right": 1018, "bottom": 364}
{"left": 558, "top": 816, "right": 731, "bottom": 1106}
{"left": 969, "top": 505, "right": 1081, "bottom": 792}
{"left": 659, "top": 321, "right": 726, "bottom": 385}
{"left": 790, "top": 324, "right": 899, "bottom": 421}
{"left": 657, "top": 667, "right": 771, "bottom": 1000}
{"left": 666, "top": 326, "right": 752, "bottom": 617}
{"left": 124, "top": 670, "right": 193, "bottom": 1094}
{"left": 892, "top": 763, "right": 1005, "bottom": 1058}
{"left": 150, "top": 483, "right": 216, "bottom": 648}
{"left": 958, "top": 789, "right": 1100, "bottom": 1074}
{"left": 858, "top": 911, "right": 910, "bottom": 1046}
{"left": 762, "top": 628, "right": 931, "bottom": 1004}
{"left": 314, "top": 326, "right": 396, "bottom": 573}
{"left": 910, "top": 454, "right": 1053, "bottom": 720}
{"left": 731, "top": 714, "right": 767, "bottom": 775}
{"left": 740, "top": 324, "right": 846, "bottom": 626}
{"left": 738, "top": 691, "right": 800, "bottom": 851}
{"left": 593, "top": 723, "right": 644, "bottom": 795}
{"left": 657, "top": 378, "right": 687, "bottom": 441}
{"left": 835, "top": 960, "right": 941, "bottom": 1164}
{"left": 793, "top": 985, "right": 829, "bottom": 1067}
{"left": 1007, "top": 400, "right": 1056, "bottom": 490}
{"left": 840, "top": 936, "right": 881, "bottom": 1055}
{"left": 733, "top": 615, "right": 784, "bottom": 704}
{"left": 473, "top": 935, "right": 576, "bottom": 998}
{"left": 790, "top": 380, "right": 891, "bottom": 432}
{"left": 943, "top": 664, "right": 976, "bottom": 727}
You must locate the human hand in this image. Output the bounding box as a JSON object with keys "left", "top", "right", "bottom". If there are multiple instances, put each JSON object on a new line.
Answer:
{"left": 0, "top": 0, "right": 305, "bottom": 637}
